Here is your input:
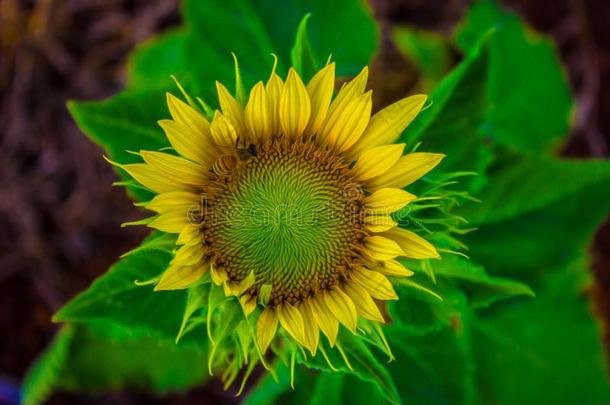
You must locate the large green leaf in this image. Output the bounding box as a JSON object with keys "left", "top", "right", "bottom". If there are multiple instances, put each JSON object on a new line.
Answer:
{"left": 290, "top": 14, "right": 320, "bottom": 82}
{"left": 22, "top": 326, "right": 74, "bottom": 405}
{"left": 388, "top": 279, "right": 465, "bottom": 336}
{"left": 53, "top": 233, "right": 190, "bottom": 341}
{"left": 462, "top": 154, "right": 610, "bottom": 285}
{"left": 67, "top": 90, "right": 172, "bottom": 201}
{"left": 243, "top": 362, "right": 292, "bottom": 405}
{"left": 403, "top": 35, "right": 492, "bottom": 193}
{"left": 386, "top": 324, "right": 476, "bottom": 405}
{"left": 127, "top": 0, "right": 378, "bottom": 102}
{"left": 472, "top": 256, "right": 610, "bottom": 404}
{"left": 68, "top": 91, "right": 170, "bottom": 164}
{"left": 404, "top": 256, "right": 534, "bottom": 310}
{"left": 300, "top": 331, "right": 401, "bottom": 404}
{"left": 393, "top": 26, "right": 452, "bottom": 91}
{"left": 246, "top": 367, "right": 386, "bottom": 405}
{"left": 384, "top": 286, "right": 476, "bottom": 405}
{"left": 185, "top": 0, "right": 377, "bottom": 81}
{"left": 455, "top": 0, "right": 573, "bottom": 152}
{"left": 22, "top": 322, "right": 209, "bottom": 405}
{"left": 127, "top": 28, "right": 190, "bottom": 90}
{"left": 460, "top": 153, "right": 610, "bottom": 226}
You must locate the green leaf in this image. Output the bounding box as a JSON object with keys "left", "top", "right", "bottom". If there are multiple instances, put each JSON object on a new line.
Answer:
{"left": 471, "top": 256, "right": 610, "bottom": 404}
{"left": 291, "top": 14, "right": 319, "bottom": 82}
{"left": 462, "top": 154, "right": 610, "bottom": 285}
{"left": 127, "top": 29, "right": 189, "bottom": 90}
{"left": 67, "top": 90, "right": 172, "bottom": 201}
{"left": 243, "top": 362, "right": 292, "bottom": 405}
{"left": 53, "top": 233, "right": 190, "bottom": 341}
{"left": 388, "top": 279, "right": 465, "bottom": 335}
{"left": 251, "top": 368, "right": 386, "bottom": 405}
{"left": 334, "top": 336, "right": 400, "bottom": 404}
{"left": 68, "top": 92, "right": 169, "bottom": 164}
{"left": 455, "top": 0, "right": 573, "bottom": 152}
{"left": 414, "top": 255, "right": 535, "bottom": 308}
{"left": 207, "top": 293, "right": 243, "bottom": 360}
{"left": 185, "top": 0, "right": 377, "bottom": 81}
{"left": 300, "top": 331, "right": 401, "bottom": 404}
{"left": 121, "top": 231, "right": 177, "bottom": 258}
{"left": 386, "top": 308, "right": 477, "bottom": 405}
{"left": 22, "top": 322, "right": 209, "bottom": 404}
{"left": 178, "top": 0, "right": 378, "bottom": 99}
{"left": 404, "top": 35, "right": 492, "bottom": 193}
{"left": 393, "top": 26, "right": 452, "bottom": 90}
{"left": 22, "top": 327, "right": 75, "bottom": 405}
{"left": 460, "top": 153, "right": 610, "bottom": 226}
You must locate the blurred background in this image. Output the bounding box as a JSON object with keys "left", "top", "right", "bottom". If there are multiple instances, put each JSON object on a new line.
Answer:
{"left": 1, "top": 0, "right": 609, "bottom": 403}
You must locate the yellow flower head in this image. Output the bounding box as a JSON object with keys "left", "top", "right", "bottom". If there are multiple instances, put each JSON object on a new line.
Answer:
{"left": 115, "top": 62, "right": 444, "bottom": 382}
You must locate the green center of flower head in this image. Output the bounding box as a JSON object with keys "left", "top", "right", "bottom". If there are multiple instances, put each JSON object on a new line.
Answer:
{"left": 206, "top": 140, "right": 364, "bottom": 305}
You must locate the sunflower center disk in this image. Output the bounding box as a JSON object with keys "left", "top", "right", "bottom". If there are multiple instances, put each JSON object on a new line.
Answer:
{"left": 207, "top": 141, "right": 364, "bottom": 305}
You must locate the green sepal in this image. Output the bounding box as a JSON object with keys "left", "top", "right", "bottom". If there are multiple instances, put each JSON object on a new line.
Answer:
{"left": 291, "top": 14, "right": 320, "bottom": 82}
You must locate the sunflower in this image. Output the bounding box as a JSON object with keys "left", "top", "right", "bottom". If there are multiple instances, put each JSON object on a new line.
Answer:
{"left": 115, "top": 62, "right": 444, "bottom": 359}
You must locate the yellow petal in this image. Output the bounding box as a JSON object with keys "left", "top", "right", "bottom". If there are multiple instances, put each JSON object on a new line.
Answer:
{"left": 245, "top": 82, "right": 270, "bottom": 141}
{"left": 121, "top": 163, "right": 193, "bottom": 194}
{"left": 349, "top": 94, "right": 427, "bottom": 158}
{"left": 280, "top": 68, "right": 311, "bottom": 140}
{"left": 210, "top": 263, "right": 228, "bottom": 285}
{"left": 300, "top": 301, "right": 320, "bottom": 355}
{"left": 240, "top": 295, "right": 257, "bottom": 316}
{"left": 176, "top": 225, "right": 202, "bottom": 246}
{"left": 155, "top": 263, "right": 207, "bottom": 291}
{"left": 158, "top": 119, "right": 217, "bottom": 167}
{"left": 265, "top": 73, "right": 284, "bottom": 135}
{"left": 278, "top": 302, "right": 307, "bottom": 346}
{"left": 376, "top": 259, "right": 414, "bottom": 277}
{"left": 318, "top": 91, "right": 372, "bottom": 152}
{"left": 146, "top": 191, "right": 201, "bottom": 214}
{"left": 166, "top": 92, "right": 210, "bottom": 135}
{"left": 172, "top": 243, "right": 205, "bottom": 266}
{"left": 256, "top": 307, "right": 278, "bottom": 353}
{"left": 331, "top": 66, "right": 368, "bottom": 109}
{"left": 382, "top": 227, "right": 440, "bottom": 259}
{"left": 364, "top": 215, "right": 397, "bottom": 233}
{"left": 235, "top": 271, "right": 256, "bottom": 295}
{"left": 148, "top": 211, "right": 191, "bottom": 233}
{"left": 210, "top": 111, "right": 238, "bottom": 147}
{"left": 352, "top": 267, "right": 398, "bottom": 300}
{"left": 223, "top": 281, "right": 235, "bottom": 297}
{"left": 140, "top": 151, "right": 207, "bottom": 186}
{"left": 215, "top": 81, "right": 244, "bottom": 133}
{"left": 368, "top": 153, "right": 445, "bottom": 191}
{"left": 324, "top": 288, "right": 357, "bottom": 332}
{"left": 351, "top": 143, "right": 405, "bottom": 181}
{"left": 364, "top": 188, "right": 417, "bottom": 214}
{"left": 343, "top": 281, "right": 385, "bottom": 322}
{"left": 364, "top": 235, "right": 405, "bottom": 260}
{"left": 309, "top": 294, "right": 339, "bottom": 346}
{"left": 305, "top": 63, "right": 335, "bottom": 136}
